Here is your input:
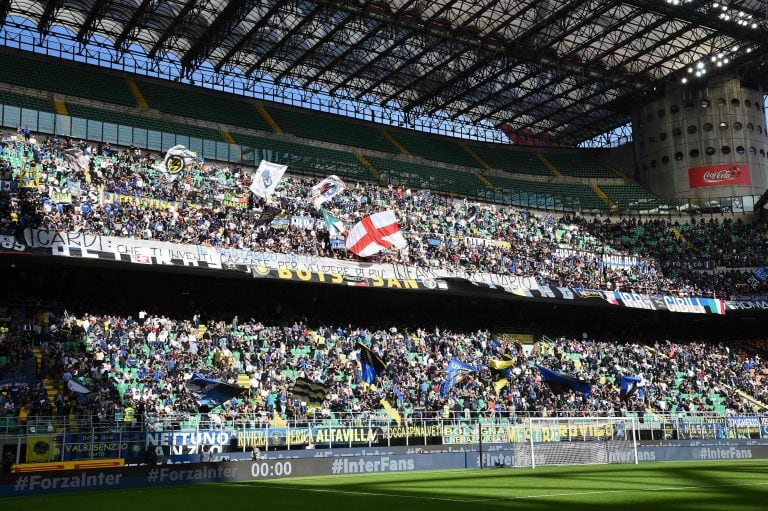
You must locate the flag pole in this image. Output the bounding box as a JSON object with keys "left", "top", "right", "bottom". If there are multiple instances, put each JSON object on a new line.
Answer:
{"left": 477, "top": 418, "right": 484, "bottom": 469}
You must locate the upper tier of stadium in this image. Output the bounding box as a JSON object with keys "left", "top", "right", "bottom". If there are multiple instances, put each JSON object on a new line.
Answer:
{"left": 3, "top": 0, "right": 768, "bottom": 146}
{"left": 0, "top": 49, "right": 758, "bottom": 216}
{"left": 2, "top": 132, "right": 767, "bottom": 299}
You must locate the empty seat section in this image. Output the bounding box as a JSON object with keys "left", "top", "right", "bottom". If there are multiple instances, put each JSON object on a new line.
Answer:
{"left": 0, "top": 90, "right": 54, "bottom": 112}
{"left": 66, "top": 104, "right": 223, "bottom": 141}
{"left": 368, "top": 156, "right": 487, "bottom": 200}
{"left": 469, "top": 144, "right": 552, "bottom": 176}
{"left": 234, "top": 132, "right": 371, "bottom": 182}
{"left": 600, "top": 183, "right": 669, "bottom": 212}
{"left": 388, "top": 131, "right": 481, "bottom": 168}
{"left": 488, "top": 175, "right": 607, "bottom": 211}
{"left": 268, "top": 108, "right": 395, "bottom": 154}
{"left": 137, "top": 81, "right": 272, "bottom": 132}
{"left": 0, "top": 52, "right": 135, "bottom": 107}
{"left": 542, "top": 152, "right": 616, "bottom": 179}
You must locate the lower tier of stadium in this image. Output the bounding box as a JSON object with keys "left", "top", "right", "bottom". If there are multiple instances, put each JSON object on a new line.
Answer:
{"left": 1, "top": 260, "right": 765, "bottom": 435}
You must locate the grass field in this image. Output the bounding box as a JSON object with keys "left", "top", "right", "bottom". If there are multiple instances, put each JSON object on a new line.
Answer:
{"left": 3, "top": 460, "right": 767, "bottom": 511}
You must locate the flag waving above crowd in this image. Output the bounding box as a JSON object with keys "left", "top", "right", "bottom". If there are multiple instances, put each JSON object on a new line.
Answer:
{"left": 358, "top": 342, "right": 387, "bottom": 384}
{"left": 440, "top": 359, "right": 476, "bottom": 397}
{"left": 185, "top": 373, "right": 244, "bottom": 411}
{"left": 619, "top": 375, "right": 643, "bottom": 402}
{"left": 345, "top": 210, "right": 407, "bottom": 257}
{"left": 291, "top": 377, "right": 329, "bottom": 409}
{"left": 250, "top": 160, "right": 287, "bottom": 199}
{"left": 63, "top": 147, "right": 91, "bottom": 173}
{"left": 322, "top": 209, "right": 345, "bottom": 237}
{"left": 310, "top": 175, "right": 345, "bottom": 208}
{"left": 536, "top": 365, "right": 591, "bottom": 399}
{"left": 162, "top": 145, "right": 199, "bottom": 180}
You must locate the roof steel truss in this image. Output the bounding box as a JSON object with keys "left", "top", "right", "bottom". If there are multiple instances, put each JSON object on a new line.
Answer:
{"left": 6, "top": 0, "right": 768, "bottom": 145}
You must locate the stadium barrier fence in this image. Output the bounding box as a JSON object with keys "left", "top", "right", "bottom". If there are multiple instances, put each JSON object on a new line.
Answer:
{"left": 1, "top": 413, "right": 765, "bottom": 466}
{"left": 2, "top": 441, "right": 768, "bottom": 497}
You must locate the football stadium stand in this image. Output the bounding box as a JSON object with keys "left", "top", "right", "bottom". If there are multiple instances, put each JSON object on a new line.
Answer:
{"left": 0, "top": 50, "right": 662, "bottom": 213}
{"left": 1, "top": 134, "right": 766, "bottom": 299}
{"left": 0, "top": 308, "right": 765, "bottom": 431}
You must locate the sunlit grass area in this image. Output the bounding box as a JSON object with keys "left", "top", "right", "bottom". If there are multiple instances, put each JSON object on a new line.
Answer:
{"left": 3, "top": 460, "right": 767, "bottom": 511}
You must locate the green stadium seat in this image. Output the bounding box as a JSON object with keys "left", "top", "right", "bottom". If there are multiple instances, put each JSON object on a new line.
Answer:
{"left": 388, "top": 131, "right": 482, "bottom": 169}
{"left": 367, "top": 155, "right": 492, "bottom": 201}
{"left": 0, "top": 90, "right": 54, "bottom": 112}
{"left": 66, "top": 103, "right": 224, "bottom": 142}
{"left": 469, "top": 144, "right": 552, "bottom": 176}
{"left": 233, "top": 132, "right": 373, "bottom": 182}
{"left": 600, "top": 183, "right": 671, "bottom": 213}
{"left": 138, "top": 81, "right": 272, "bottom": 133}
{"left": 487, "top": 174, "right": 608, "bottom": 211}
{"left": 0, "top": 52, "right": 135, "bottom": 107}
{"left": 542, "top": 152, "right": 617, "bottom": 179}
{"left": 268, "top": 108, "right": 396, "bottom": 154}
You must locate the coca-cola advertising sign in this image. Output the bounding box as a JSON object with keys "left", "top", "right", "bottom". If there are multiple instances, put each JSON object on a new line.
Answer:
{"left": 688, "top": 164, "right": 751, "bottom": 188}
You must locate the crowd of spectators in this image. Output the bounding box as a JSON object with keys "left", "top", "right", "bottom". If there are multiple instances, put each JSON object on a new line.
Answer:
{"left": 1, "top": 309, "right": 765, "bottom": 430}
{"left": 1, "top": 133, "right": 767, "bottom": 298}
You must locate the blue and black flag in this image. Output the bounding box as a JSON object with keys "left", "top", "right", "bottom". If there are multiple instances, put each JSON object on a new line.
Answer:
{"left": 255, "top": 205, "right": 281, "bottom": 226}
{"left": 291, "top": 377, "right": 328, "bottom": 409}
{"left": 619, "top": 375, "right": 643, "bottom": 402}
{"left": 536, "top": 365, "right": 591, "bottom": 398}
{"left": 357, "top": 342, "right": 386, "bottom": 384}
{"left": 186, "top": 373, "right": 245, "bottom": 411}
{"left": 440, "top": 358, "right": 477, "bottom": 397}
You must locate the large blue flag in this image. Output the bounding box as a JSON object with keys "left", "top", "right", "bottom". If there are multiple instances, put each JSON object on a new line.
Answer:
{"left": 536, "top": 365, "right": 591, "bottom": 398}
{"left": 619, "top": 375, "right": 643, "bottom": 402}
{"left": 357, "top": 342, "right": 386, "bottom": 384}
{"left": 440, "top": 359, "right": 477, "bottom": 397}
{"left": 186, "top": 373, "right": 244, "bottom": 411}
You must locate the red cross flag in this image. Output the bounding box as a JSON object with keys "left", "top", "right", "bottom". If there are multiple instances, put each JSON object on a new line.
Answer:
{"left": 345, "top": 211, "right": 408, "bottom": 257}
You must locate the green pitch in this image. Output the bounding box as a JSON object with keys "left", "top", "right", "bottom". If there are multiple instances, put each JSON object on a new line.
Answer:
{"left": 4, "top": 460, "right": 767, "bottom": 511}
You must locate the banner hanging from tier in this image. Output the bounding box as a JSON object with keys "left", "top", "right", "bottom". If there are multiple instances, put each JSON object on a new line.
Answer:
{"left": 21, "top": 228, "right": 728, "bottom": 315}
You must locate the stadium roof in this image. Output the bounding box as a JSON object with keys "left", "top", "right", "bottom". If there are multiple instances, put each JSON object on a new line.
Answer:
{"left": 6, "top": 0, "right": 768, "bottom": 145}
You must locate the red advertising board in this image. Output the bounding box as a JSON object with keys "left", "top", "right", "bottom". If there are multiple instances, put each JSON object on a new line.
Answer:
{"left": 688, "top": 163, "right": 751, "bottom": 188}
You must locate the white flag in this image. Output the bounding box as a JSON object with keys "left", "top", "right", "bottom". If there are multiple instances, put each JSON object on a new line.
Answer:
{"left": 345, "top": 210, "right": 407, "bottom": 257}
{"left": 310, "top": 175, "right": 346, "bottom": 209}
{"left": 63, "top": 148, "right": 90, "bottom": 173}
{"left": 67, "top": 378, "right": 93, "bottom": 394}
{"left": 250, "top": 160, "right": 288, "bottom": 199}
{"left": 162, "top": 145, "right": 198, "bottom": 180}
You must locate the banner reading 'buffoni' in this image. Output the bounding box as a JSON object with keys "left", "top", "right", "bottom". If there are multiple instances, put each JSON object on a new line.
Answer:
{"left": 688, "top": 163, "right": 751, "bottom": 188}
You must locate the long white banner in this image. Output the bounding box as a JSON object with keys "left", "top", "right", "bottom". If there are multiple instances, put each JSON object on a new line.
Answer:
{"left": 23, "top": 229, "right": 538, "bottom": 289}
